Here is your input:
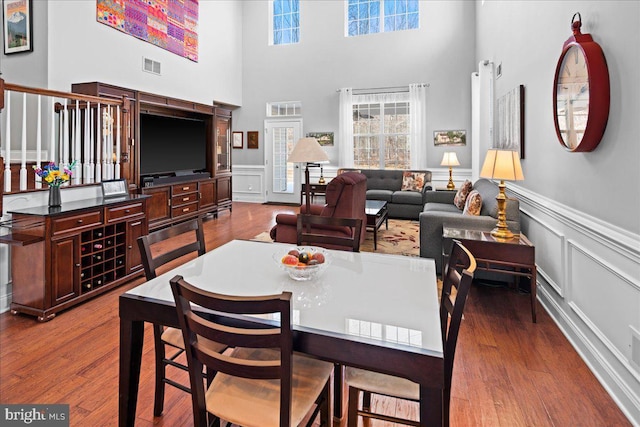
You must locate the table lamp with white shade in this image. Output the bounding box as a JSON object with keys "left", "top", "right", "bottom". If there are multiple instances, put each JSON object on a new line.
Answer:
{"left": 288, "top": 137, "right": 329, "bottom": 212}
{"left": 479, "top": 149, "right": 524, "bottom": 239}
{"left": 440, "top": 152, "right": 460, "bottom": 190}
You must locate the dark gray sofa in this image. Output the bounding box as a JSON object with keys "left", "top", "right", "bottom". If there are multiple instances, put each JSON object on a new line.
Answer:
{"left": 340, "top": 168, "right": 432, "bottom": 219}
{"left": 419, "top": 178, "right": 520, "bottom": 273}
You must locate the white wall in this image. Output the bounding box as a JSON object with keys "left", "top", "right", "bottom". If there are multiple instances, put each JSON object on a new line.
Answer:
{"left": 1, "top": 0, "right": 243, "bottom": 106}
{"left": 234, "top": 0, "right": 476, "bottom": 171}
{"left": 0, "top": 0, "right": 48, "bottom": 87}
{"left": 477, "top": 1, "right": 640, "bottom": 424}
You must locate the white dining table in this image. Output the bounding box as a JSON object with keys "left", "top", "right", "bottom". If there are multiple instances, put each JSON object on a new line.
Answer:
{"left": 119, "top": 239, "right": 444, "bottom": 426}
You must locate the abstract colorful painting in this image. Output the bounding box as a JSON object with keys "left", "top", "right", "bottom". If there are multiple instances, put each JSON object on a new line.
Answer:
{"left": 97, "top": 0, "right": 198, "bottom": 62}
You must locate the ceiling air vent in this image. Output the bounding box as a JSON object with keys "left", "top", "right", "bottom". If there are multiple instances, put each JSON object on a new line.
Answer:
{"left": 142, "top": 57, "right": 161, "bottom": 75}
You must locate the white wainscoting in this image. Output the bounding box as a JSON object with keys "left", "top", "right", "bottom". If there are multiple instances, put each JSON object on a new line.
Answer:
{"left": 232, "top": 165, "right": 266, "bottom": 203}
{"left": 511, "top": 183, "right": 640, "bottom": 425}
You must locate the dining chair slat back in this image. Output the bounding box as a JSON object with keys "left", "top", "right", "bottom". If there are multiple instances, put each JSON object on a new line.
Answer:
{"left": 170, "top": 275, "right": 333, "bottom": 427}
{"left": 138, "top": 218, "right": 206, "bottom": 280}
{"left": 345, "top": 239, "right": 476, "bottom": 427}
{"left": 136, "top": 217, "right": 222, "bottom": 418}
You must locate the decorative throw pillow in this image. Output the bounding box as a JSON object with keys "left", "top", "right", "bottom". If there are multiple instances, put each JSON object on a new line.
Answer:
{"left": 401, "top": 172, "right": 426, "bottom": 192}
{"left": 454, "top": 180, "right": 473, "bottom": 210}
{"left": 463, "top": 190, "right": 482, "bottom": 216}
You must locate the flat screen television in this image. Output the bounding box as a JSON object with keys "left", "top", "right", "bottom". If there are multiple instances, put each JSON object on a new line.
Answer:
{"left": 139, "top": 113, "right": 207, "bottom": 176}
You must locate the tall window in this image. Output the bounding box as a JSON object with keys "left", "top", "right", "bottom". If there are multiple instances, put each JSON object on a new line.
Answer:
{"left": 271, "top": 0, "right": 300, "bottom": 45}
{"left": 339, "top": 85, "right": 427, "bottom": 170}
{"left": 347, "top": 0, "right": 419, "bottom": 37}
{"left": 352, "top": 94, "right": 410, "bottom": 169}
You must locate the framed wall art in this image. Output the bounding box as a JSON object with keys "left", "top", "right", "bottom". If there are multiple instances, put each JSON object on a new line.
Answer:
{"left": 232, "top": 131, "right": 243, "bottom": 149}
{"left": 247, "top": 131, "right": 259, "bottom": 149}
{"left": 96, "top": 0, "right": 199, "bottom": 62}
{"left": 3, "top": 0, "right": 33, "bottom": 55}
{"left": 306, "top": 132, "right": 334, "bottom": 146}
{"left": 433, "top": 130, "right": 466, "bottom": 146}
{"left": 495, "top": 84, "right": 525, "bottom": 158}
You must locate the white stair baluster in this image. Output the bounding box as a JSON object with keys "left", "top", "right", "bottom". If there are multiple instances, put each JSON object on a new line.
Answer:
{"left": 73, "top": 100, "right": 81, "bottom": 184}
{"left": 19, "top": 92, "right": 27, "bottom": 191}
{"left": 84, "top": 102, "right": 91, "bottom": 183}
{"left": 115, "top": 105, "right": 121, "bottom": 179}
{"left": 35, "top": 95, "right": 42, "bottom": 188}
{"left": 95, "top": 103, "right": 101, "bottom": 182}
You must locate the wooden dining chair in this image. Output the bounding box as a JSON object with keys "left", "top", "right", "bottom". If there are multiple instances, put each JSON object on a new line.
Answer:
{"left": 137, "top": 218, "right": 227, "bottom": 417}
{"left": 345, "top": 240, "right": 477, "bottom": 427}
{"left": 296, "top": 214, "right": 363, "bottom": 252}
{"left": 170, "top": 275, "right": 334, "bottom": 427}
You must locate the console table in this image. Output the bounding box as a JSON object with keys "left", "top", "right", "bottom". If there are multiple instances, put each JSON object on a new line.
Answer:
{"left": 0, "top": 195, "right": 149, "bottom": 321}
{"left": 442, "top": 226, "right": 537, "bottom": 322}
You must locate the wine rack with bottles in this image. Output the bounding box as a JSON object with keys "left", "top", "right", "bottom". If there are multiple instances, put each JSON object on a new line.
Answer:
{"left": 80, "top": 224, "right": 127, "bottom": 293}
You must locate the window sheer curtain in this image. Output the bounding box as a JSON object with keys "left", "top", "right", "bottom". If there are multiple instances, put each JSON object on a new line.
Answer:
{"left": 409, "top": 83, "right": 427, "bottom": 169}
{"left": 339, "top": 84, "right": 427, "bottom": 168}
{"left": 338, "top": 88, "right": 353, "bottom": 167}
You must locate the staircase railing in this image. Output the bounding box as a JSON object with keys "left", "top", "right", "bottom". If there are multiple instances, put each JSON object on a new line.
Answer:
{"left": 0, "top": 77, "right": 130, "bottom": 194}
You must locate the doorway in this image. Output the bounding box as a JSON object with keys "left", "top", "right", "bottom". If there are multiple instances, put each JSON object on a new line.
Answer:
{"left": 264, "top": 119, "right": 302, "bottom": 204}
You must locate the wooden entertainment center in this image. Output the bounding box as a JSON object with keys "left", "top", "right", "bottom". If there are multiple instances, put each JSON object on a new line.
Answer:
{"left": 71, "top": 82, "right": 234, "bottom": 230}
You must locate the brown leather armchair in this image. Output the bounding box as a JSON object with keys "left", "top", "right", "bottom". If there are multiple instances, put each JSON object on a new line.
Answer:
{"left": 270, "top": 172, "right": 367, "bottom": 247}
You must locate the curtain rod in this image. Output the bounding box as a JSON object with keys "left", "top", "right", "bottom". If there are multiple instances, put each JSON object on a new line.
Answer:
{"left": 336, "top": 83, "right": 429, "bottom": 94}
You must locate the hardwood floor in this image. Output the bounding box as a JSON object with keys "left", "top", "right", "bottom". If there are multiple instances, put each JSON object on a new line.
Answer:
{"left": 0, "top": 202, "right": 631, "bottom": 426}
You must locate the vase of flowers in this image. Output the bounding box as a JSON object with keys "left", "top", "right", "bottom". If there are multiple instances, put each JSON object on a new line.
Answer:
{"left": 33, "top": 162, "right": 75, "bottom": 207}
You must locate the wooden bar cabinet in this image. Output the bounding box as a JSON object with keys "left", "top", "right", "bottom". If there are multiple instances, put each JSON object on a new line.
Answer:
{"left": 0, "top": 195, "right": 149, "bottom": 321}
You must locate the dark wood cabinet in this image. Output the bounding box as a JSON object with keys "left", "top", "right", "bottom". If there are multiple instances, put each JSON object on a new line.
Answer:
{"left": 51, "top": 234, "right": 80, "bottom": 306}
{"left": 215, "top": 108, "right": 233, "bottom": 213}
{"left": 216, "top": 175, "right": 232, "bottom": 212}
{"left": 72, "top": 82, "right": 235, "bottom": 226}
{"left": 0, "top": 196, "right": 149, "bottom": 321}
{"left": 143, "top": 185, "right": 171, "bottom": 225}
{"left": 126, "top": 218, "right": 145, "bottom": 273}
{"left": 199, "top": 179, "right": 217, "bottom": 212}
{"left": 142, "top": 177, "right": 220, "bottom": 230}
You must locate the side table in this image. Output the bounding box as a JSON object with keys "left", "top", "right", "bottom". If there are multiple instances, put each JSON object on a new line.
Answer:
{"left": 301, "top": 183, "right": 327, "bottom": 205}
{"left": 442, "top": 226, "right": 537, "bottom": 322}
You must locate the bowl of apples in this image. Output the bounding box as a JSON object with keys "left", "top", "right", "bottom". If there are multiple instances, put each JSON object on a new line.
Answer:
{"left": 274, "top": 246, "right": 330, "bottom": 281}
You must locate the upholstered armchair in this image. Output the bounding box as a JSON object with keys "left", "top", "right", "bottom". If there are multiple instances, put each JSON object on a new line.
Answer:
{"left": 270, "top": 171, "right": 368, "bottom": 247}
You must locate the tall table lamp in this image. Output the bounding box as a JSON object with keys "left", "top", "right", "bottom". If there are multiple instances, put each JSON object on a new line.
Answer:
{"left": 288, "top": 137, "right": 329, "bottom": 213}
{"left": 479, "top": 149, "right": 524, "bottom": 239}
{"left": 440, "top": 152, "right": 460, "bottom": 190}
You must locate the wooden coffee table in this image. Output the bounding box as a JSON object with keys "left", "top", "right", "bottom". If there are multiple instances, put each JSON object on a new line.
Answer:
{"left": 365, "top": 200, "right": 388, "bottom": 250}
{"left": 442, "top": 226, "right": 537, "bottom": 322}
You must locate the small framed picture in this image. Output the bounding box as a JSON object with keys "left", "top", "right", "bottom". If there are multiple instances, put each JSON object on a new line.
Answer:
{"left": 3, "top": 0, "right": 33, "bottom": 55}
{"left": 433, "top": 130, "right": 466, "bottom": 146}
{"left": 247, "top": 131, "right": 259, "bottom": 149}
{"left": 306, "top": 132, "right": 334, "bottom": 146}
{"left": 232, "top": 131, "right": 243, "bottom": 149}
{"left": 101, "top": 179, "right": 128, "bottom": 198}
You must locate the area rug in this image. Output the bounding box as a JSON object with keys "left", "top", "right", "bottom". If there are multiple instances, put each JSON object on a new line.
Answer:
{"left": 252, "top": 219, "right": 420, "bottom": 257}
